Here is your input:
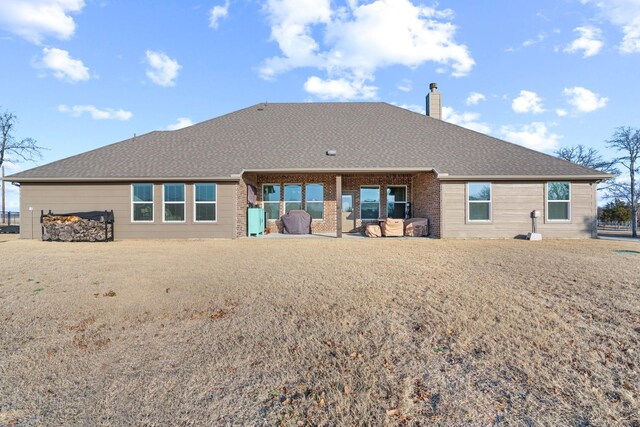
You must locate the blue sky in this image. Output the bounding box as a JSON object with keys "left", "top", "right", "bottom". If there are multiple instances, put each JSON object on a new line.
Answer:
{"left": 1, "top": 0, "right": 639, "bottom": 210}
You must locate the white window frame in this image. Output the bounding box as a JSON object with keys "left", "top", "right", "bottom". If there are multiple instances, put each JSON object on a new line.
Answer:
{"left": 467, "top": 182, "right": 492, "bottom": 223}
{"left": 262, "top": 183, "right": 281, "bottom": 221}
{"left": 546, "top": 182, "right": 571, "bottom": 222}
{"left": 194, "top": 183, "right": 217, "bottom": 223}
{"left": 131, "top": 183, "right": 154, "bottom": 223}
{"left": 284, "top": 183, "right": 302, "bottom": 214}
{"left": 386, "top": 185, "right": 408, "bottom": 219}
{"left": 305, "top": 183, "right": 324, "bottom": 221}
{"left": 163, "top": 183, "right": 186, "bottom": 223}
{"left": 360, "top": 185, "right": 381, "bottom": 221}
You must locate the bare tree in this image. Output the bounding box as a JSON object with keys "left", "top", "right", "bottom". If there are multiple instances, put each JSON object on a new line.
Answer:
{"left": 606, "top": 127, "right": 640, "bottom": 238}
{"left": 0, "top": 108, "right": 43, "bottom": 171}
{"left": 555, "top": 144, "right": 618, "bottom": 173}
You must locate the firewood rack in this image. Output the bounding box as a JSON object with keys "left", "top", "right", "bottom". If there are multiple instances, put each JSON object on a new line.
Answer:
{"left": 40, "top": 210, "right": 115, "bottom": 242}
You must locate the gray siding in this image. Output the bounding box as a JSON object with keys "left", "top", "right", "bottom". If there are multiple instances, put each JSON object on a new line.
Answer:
{"left": 440, "top": 181, "right": 597, "bottom": 238}
{"left": 19, "top": 182, "right": 237, "bottom": 239}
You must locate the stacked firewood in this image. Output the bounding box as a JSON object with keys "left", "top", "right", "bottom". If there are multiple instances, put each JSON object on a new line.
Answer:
{"left": 42, "top": 215, "right": 112, "bottom": 242}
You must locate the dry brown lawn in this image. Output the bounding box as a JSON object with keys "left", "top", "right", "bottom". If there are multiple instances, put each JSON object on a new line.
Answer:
{"left": 1, "top": 235, "right": 639, "bottom": 426}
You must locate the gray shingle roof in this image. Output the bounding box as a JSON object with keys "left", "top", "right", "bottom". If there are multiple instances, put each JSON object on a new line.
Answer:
{"left": 9, "top": 102, "right": 611, "bottom": 181}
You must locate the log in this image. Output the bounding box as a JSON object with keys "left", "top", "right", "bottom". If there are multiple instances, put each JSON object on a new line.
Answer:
{"left": 42, "top": 215, "right": 112, "bottom": 242}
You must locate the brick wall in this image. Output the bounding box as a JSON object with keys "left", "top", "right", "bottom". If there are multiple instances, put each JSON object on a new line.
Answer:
{"left": 256, "top": 173, "right": 337, "bottom": 234}
{"left": 411, "top": 172, "right": 441, "bottom": 237}
{"left": 236, "top": 173, "right": 257, "bottom": 237}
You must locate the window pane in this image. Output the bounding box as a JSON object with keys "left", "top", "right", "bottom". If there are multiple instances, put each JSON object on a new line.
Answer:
{"left": 387, "top": 186, "right": 406, "bottom": 203}
{"left": 548, "top": 182, "right": 570, "bottom": 201}
{"left": 387, "top": 203, "right": 406, "bottom": 219}
{"left": 195, "top": 184, "right": 216, "bottom": 202}
{"left": 361, "top": 187, "right": 380, "bottom": 203}
{"left": 342, "top": 195, "right": 353, "bottom": 212}
{"left": 469, "top": 202, "right": 490, "bottom": 220}
{"left": 362, "top": 202, "right": 379, "bottom": 220}
{"left": 306, "top": 202, "right": 323, "bottom": 219}
{"left": 306, "top": 184, "right": 323, "bottom": 201}
{"left": 468, "top": 183, "right": 491, "bottom": 201}
{"left": 133, "top": 203, "right": 153, "bottom": 221}
{"left": 264, "top": 203, "right": 280, "bottom": 220}
{"left": 196, "top": 204, "right": 216, "bottom": 221}
{"left": 133, "top": 184, "right": 153, "bottom": 202}
{"left": 263, "top": 185, "right": 280, "bottom": 202}
{"left": 164, "top": 184, "right": 184, "bottom": 202}
{"left": 164, "top": 203, "right": 184, "bottom": 221}
{"left": 285, "top": 202, "right": 302, "bottom": 212}
{"left": 284, "top": 184, "right": 301, "bottom": 201}
{"left": 548, "top": 202, "right": 569, "bottom": 220}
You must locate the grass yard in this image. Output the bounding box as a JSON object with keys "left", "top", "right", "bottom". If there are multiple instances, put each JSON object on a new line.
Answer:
{"left": 0, "top": 235, "right": 639, "bottom": 426}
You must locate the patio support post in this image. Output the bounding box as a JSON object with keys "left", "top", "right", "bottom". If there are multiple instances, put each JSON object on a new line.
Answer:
{"left": 336, "top": 174, "right": 342, "bottom": 238}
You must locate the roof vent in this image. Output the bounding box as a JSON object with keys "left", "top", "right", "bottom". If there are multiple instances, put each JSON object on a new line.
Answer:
{"left": 326, "top": 149, "right": 337, "bottom": 156}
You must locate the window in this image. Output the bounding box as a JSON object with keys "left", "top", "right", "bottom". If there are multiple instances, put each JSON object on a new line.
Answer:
{"left": 387, "top": 186, "right": 407, "bottom": 218}
{"left": 163, "top": 183, "right": 185, "bottom": 222}
{"left": 305, "top": 183, "right": 324, "bottom": 220}
{"left": 263, "top": 184, "right": 281, "bottom": 220}
{"left": 284, "top": 184, "right": 302, "bottom": 213}
{"left": 360, "top": 186, "right": 380, "bottom": 220}
{"left": 547, "top": 182, "right": 570, "bottom": 221}
{"left": 194, "top": 183, "right": 217, "bottom": 222}
{"left": 132, "top": 184, "right": 154, "bottom": 222}
{"left": 467, "top": 182, "right": 491, "bottom": 221}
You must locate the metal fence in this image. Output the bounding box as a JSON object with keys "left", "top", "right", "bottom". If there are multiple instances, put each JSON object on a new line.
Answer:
{"left": 597, "top": 220, "right": 635, "bottom": 230}
{"left": 0, "top": 211, "right": 20, "bottom": 226}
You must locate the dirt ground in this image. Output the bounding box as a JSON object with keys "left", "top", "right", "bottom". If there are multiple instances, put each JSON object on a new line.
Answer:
{"left": 1, "top": 235, "right": 639, "bottom": 426}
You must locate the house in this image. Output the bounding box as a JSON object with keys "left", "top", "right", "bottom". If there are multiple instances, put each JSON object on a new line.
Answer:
{"left": 8, "top": 85, "right": 612, "bottom": 239}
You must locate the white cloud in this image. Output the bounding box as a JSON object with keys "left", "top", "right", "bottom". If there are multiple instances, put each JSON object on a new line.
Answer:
{"left": 562, "top": 86, "right": 608, "bottom": 112}
{"left": 465, "top": 91, "right": 486, "bottom": 106}
{"left": 58, "top": 104, "right": 132, "bottom": 121}
{"left": 620, "top": 18, "right": 640, "bottom": 53}
{"left": 0, "top": 0, "right": 84, "bottom": 44}
{"left": 564, "top": 26, "right": 604, "bottom": 57}
{"left": 442, "top": 106, "right": 491, "bottom": 134}
{"left": 209, "top": 0, "right": 229, "bottom": 29}
{"left": 396, "top": 78, "right": 412, "bottom": 92}
{"left": 166, "top": 117, "right": 194, "bottom": 130}
{"left": 522, "top": 32, "right": 546, "bottom": 47}
{"left": 261, "top": 0, "right": 474, "bottom": 100}
{"left": 303, "top": 76, "right": 377, "bottom": 100}
{"left": 145, "top": 50, "right": 181, "bottom": 87}
{"left": 583, "top": 0, "right": 640, "bottom": 53}
{"left": 512, "top": 90, "right": 545, "bottom": 114}
{"left": 500, "top": 122, "right": 560, "bottom": 152}
{"left": 556, "top": 108, "right": 568, "bottom": 117}
{"left": 505, "top": 32, "right": 548, "bottom": 52}
{"left": 37, "top": 47, "right": 90, "bottom": 82}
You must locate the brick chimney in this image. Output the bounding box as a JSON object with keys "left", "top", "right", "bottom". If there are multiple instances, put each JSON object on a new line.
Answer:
{"left": 426, "top": 82, "right": 441, "bottom": 120}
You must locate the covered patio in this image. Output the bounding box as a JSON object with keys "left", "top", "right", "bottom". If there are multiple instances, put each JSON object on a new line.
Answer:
{"left": 239, "top": 170, "right": 440, "bottom": 238}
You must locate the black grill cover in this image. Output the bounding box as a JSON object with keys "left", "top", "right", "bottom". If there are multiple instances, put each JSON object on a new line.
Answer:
{"left": 281, "top": 210, "right": 312, "bottom": 234}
